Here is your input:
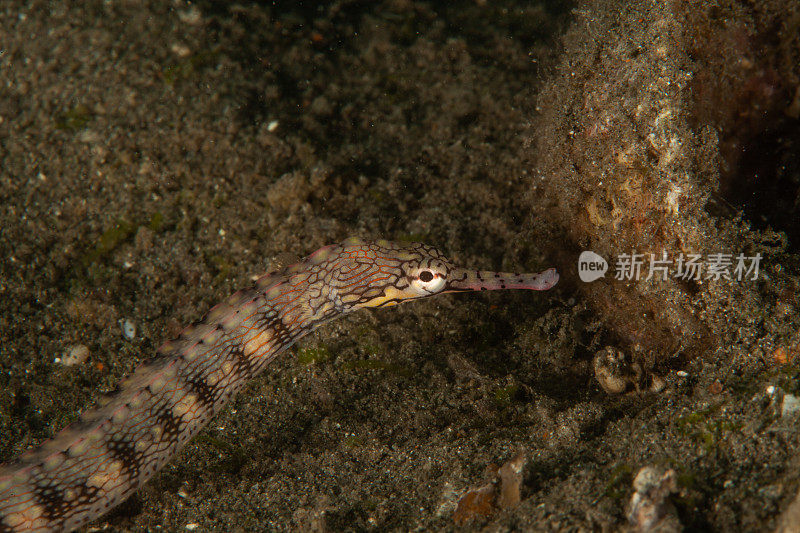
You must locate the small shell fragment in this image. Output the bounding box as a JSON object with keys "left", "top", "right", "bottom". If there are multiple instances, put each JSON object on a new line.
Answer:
{"left": 60, "top": 345, "right": 90, "bottom": 366}
{"left": 782, "top": 394, "right": 800, "bottom": 418}
{"left": 120, "top": 319, "right": 137, "bottom": 340}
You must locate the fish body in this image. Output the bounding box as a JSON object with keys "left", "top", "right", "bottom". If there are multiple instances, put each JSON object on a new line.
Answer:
{"left": 0, "top": 238, "right": 558, "bottom": 532}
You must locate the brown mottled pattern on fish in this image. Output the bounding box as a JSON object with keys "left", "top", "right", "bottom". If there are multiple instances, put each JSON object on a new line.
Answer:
{"left": 0, "top": 238, "right": 558, "bottom": 532}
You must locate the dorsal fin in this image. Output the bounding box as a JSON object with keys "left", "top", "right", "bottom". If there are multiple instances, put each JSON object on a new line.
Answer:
{"left": 269, "top": 252, "right": 300, "bottom": 272}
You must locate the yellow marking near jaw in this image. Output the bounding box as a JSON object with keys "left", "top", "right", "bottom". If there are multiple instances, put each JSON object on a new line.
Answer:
{"left": 361, "top": 285, "right": 406, "bottom": 308}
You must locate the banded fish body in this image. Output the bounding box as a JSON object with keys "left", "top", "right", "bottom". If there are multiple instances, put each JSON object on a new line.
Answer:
{"left": 0, "top": 238, "right": 558, "bottom": 532}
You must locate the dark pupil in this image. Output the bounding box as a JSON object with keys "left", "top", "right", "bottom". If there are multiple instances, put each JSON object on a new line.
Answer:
{"left": 418, "top": 271, "right": 434, "bottom": 282}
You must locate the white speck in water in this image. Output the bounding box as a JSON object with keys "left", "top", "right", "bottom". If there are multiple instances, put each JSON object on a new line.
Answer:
{"left": 121, "top": 319, "right": 137, "bottom": 340}
{"left": 267, "top": 120, "right": 279, "bottom": 132}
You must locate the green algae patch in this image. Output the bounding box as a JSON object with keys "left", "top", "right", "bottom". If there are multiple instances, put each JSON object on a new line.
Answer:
{"left": 81, "top": 220, "right": 136, "bottom": 267}
{"left": 206, "top": 253, "right": 232, "bottom": 283}
{"left": 342, "top": 359, "right": 413, "bottom": 379}
{"left": 342, "top": 435, "right": 365, "bottom": 448}
{"left": 64, "top": 213, "right": 173, "bottom": 293}
{"left": 676, "top": 405, "right": 742, "bottom": 452}
{"left": 493, "top": 383, "right": 520, "bottom": 408}
{"left": 55, "top": 104, "right": 92, "bottom": 131}
{"left": 195, "top": 433, "right": 236, "bottom": 455}
{"left": 676, "top": 407, "right": 717, "bottom": 431}
{"left": 80, "top": 213, "right": 168, "bottom": 269}
{"left": 603, "top": 463, "right": 635, "bottom": 501}
{"left": 194, "top": 434, "right": 248, "bottom": 474}
{"left": 773, "top": 358, "right": 800, "bottom": 395}
{"left": 298, "top": 346, "right": 332, "bottom": 365}
{"left": 162, "top": 49, "right": 220, "bottom": 86}
{"left": 148, "top": 211, "right": 165, "bottom": 232}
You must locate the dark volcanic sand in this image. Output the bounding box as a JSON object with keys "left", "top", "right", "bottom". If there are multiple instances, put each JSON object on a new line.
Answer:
{"left": 1, "top": 1, "right": 800, "bottom": 531}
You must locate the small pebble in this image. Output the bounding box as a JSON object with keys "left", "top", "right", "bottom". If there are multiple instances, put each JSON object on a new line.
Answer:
{"left": 267, "top": 120, "right": 279, "bottom": 132}
{"left": 178, "top": 6, "right": 201, "bottom": 24}
{"left": 759, "top": 484, "right": 783, "bottom": 500}
{"left": 78, "top": 130, "right": 100, "bottom": 144}
{"left": 452, "top": 454, "right": 527, "bottom": 525}
{"left": 453, "top": 485, "right": 494, "bottom": 525}
{"left": 120, "top": 319, "right": 137, "bottom": 340}
{"left": 782, "top": 394, "right": 800, "bottom": 418}
{"left": 628, "top": 466, "right": 681, "bottom": 532}
{"left": 767, "top": 385, "right": 776, "bottom": 395}
{"left": 435, "top": 482, "right": 459, "bottom": 517}
{"left": 594, "top": 346, "right": 630, "bottom": 394}
{"left": 171, "top": 43, "right": 191, "bottom": 57}
{"left": 676, "top": 370, "right": 688, "bottom": 378}
{"left": 60, "top": 344, "right": 90, "bottom": 366}
{"left": 497, "top": 453, "right": 526, "bottom": 509}
{"left": 185, "top": 524, "right": 199, "bottom": 530}
{"left": 310, "top": 95, "right": 332, "bottom": 116}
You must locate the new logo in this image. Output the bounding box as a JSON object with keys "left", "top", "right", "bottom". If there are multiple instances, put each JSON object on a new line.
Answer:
{"left": 578, "top": 251, "right": 608, "bottom": 282}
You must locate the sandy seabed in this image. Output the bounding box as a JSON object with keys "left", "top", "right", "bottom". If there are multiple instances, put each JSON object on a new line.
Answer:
{"left": 1, "top": 1, "right": 799, "bottom": 531}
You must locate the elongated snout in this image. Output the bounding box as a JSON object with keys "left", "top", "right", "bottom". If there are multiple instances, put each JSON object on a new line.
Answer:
{"left": 445, "top": 267, "right": 559, "bottom": 292}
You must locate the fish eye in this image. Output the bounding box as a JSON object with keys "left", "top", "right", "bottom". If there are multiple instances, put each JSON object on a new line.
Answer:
{"left": 411, "top": 269, "right": 446, "bottom": 294}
